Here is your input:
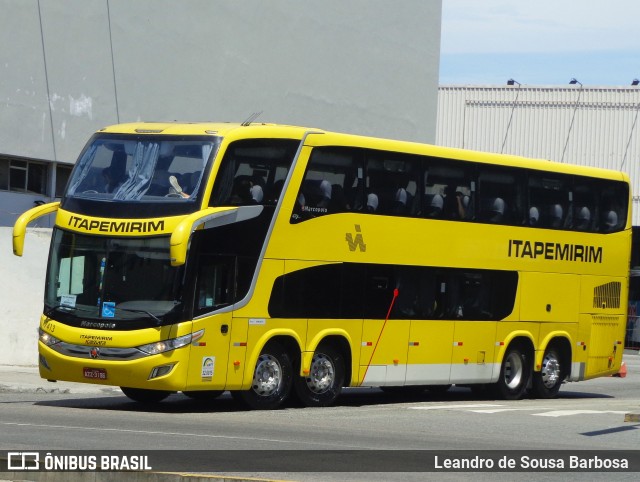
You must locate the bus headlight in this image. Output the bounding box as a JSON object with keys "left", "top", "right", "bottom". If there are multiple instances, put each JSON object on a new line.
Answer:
{"left": 137, "top": 329, "right": 204, "bottom": 355}
{"left": 39, "top": 328, "right": 61, "bottom": 346}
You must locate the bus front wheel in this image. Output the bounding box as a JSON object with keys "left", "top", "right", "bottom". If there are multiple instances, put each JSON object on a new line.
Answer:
{"left": 531, "top": 346, "right": 564, "bottom": 398}
{"left": 492, "top": 345, "right": 530, "bottom": 400}
{"left": 120, "top": 387, "right": 172, "bottom": 403}
{"left": 235, "top": 342, "right": 293, "bottom": 410}
{"left": 294, "top": 344, "right": 345, "bottom": 407}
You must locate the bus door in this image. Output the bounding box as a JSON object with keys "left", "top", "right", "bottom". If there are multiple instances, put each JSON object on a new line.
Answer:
{"left": 185, "top": 254, "right": 237, "bottom": 390}
{"left": 187, "top": 312, "right": 235, "bottom": 390}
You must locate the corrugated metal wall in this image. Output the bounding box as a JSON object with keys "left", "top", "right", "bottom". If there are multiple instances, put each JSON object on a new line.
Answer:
{"left": 437, "top": 86, "right": 640, "bottom": 224}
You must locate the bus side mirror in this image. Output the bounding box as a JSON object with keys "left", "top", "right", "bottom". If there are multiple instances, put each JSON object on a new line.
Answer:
{"left": 13, "top": 202, "right": 60, "bottom": 256}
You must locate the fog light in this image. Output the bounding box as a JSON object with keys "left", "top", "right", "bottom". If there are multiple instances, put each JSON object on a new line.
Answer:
{"left": 149, "top": 364, "right": 175, "bottom": 380}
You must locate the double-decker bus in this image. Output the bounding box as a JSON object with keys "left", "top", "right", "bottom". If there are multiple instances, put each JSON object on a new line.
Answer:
{"left": 14, "top": 122, "right": 631, "bottom": 409}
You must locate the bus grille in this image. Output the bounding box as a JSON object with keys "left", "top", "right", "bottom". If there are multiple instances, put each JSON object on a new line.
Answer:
{"left": 49, "top": 342, "right": 146, "bottom": 360}
{"left": 593, "top": 281, "right": 621, "bottom": 309}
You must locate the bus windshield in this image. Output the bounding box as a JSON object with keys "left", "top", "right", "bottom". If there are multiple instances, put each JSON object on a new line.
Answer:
{"left": 65, "top": 134, "right": 219, "bottom": 202}
{"left": 45, "top": 229, "right": 186, "bottom": 325}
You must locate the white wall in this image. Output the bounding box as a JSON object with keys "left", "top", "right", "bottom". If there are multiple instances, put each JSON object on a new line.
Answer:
{"left": 0, "top": 227, "right": 51, "bottom": 366}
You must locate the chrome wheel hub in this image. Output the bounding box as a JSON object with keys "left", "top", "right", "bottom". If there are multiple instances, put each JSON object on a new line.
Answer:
{"left": 252, "top": 354, "right": 282, "bottom": 397}
{"left": 306, "top": 353, "right": 335, "bottom": 394}
{"left": 540, "top": 354, "right": 561, "bottom": 388}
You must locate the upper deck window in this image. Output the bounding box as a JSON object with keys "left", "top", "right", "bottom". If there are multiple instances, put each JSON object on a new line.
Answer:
{"left": 65, "top": 134, "right": 219, "bottom": 204}
{"left": 210, "top": 138, "right": 300, "bottom": 207}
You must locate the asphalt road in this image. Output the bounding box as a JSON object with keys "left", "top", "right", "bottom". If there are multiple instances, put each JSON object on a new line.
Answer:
{"left": 1, "top": 354, "right": 638, "bottom": 482}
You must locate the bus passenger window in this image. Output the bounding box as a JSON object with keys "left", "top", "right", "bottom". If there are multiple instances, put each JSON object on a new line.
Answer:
{"left": 195, "top": 255, "right": 234, "bottom": 315}
{"left": 528, "top": 174, "right": 569, "bottom": 229}
{"left": 210, "top": 139, "right": 298, "bottom": 207}
{"left": 423, "top": 159, "right": 473, "bottom": 221}
{"left": 394, "top": 267, "right": 438, "bottom": 319}
{"left": 292, "top": 147, "right": 361, "bottom": 223}
{"left": 364, "top": 153, "right": 419, "bottom": 216}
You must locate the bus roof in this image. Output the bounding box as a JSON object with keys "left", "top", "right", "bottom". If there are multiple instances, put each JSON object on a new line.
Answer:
{"left": 98, "top": 122, "right": 318, "bottom": 139}
{"left": 97, "top": 122, "right": 629, "bottom": 183}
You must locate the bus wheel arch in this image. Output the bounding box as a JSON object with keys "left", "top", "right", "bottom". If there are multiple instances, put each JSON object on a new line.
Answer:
{"left": 294, "top": 336, "right": 349, "bottom": 407}
{"left": 531, "top": 337, "right": 571, "bottom": 399}
{"left": 492, "top": 337, "right": 534, "bottom": 400}
{"left": 234, "top": 336, "right": 297, "bottom": 410}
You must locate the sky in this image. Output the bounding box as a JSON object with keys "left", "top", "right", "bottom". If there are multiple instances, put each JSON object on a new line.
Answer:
{"left": 439, "top": 0, "right": 640, "bottom": 87}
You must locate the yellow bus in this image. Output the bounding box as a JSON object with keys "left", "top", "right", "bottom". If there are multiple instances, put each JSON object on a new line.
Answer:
{"left": 14, "top": 122, "right": 631, "bottom": 409}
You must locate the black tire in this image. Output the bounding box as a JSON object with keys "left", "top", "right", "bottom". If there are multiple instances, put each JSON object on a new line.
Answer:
{"left": 236, "top": 342, "right": 293, "bottom": 410}
{"left": 120, "top": 387, "right": 172, "bottom": 403}
{"left": 294, "top": 345, "right": 345, "bottom": 407}
{"left": 491, "top": 345, "right": 530, "bottom": 400}
{"left": 531, "top": 346, "right": 564, "bottom": 399}
{"left": 183, "top": 390, "right": 224, "bottom": 401}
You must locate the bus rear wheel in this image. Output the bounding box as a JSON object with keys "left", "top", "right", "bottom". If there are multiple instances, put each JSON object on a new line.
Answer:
{"left": 120, "top": 387, "right": 172, "bottom": 403}
{"left": 492, "top": 345, "right": 530, "bottom": 400}
{"left": 294, "top": 345, "right": 345, "bottom": 407}
{"left": 236, "top": 342, "right": 293, "bottom": 410}
{"left": 531, "top": 346, "right": 564, "bottom": 398}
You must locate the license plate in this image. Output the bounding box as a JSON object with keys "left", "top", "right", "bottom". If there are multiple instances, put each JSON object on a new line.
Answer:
{"left": 83, "top": 367, "right": 107, "bottom": 380}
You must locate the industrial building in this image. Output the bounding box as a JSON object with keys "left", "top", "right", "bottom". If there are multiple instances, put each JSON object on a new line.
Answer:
{"left": 437, "top": 84, "right": 640, "bottom": 224}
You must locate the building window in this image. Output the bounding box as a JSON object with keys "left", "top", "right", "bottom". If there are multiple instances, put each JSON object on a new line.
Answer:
{"left": 0, "top": 156, "right": 49, "bottom": 195}
{"left": 55, "top": 164, "right": 73, "bottom": 197}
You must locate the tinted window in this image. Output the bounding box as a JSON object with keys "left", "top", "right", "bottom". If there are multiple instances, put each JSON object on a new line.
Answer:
{"left": 210, "top": 139, "right": 299, "bottom": 207}
{"left": 269, "top": 263, "right": 518, "bottom": 321}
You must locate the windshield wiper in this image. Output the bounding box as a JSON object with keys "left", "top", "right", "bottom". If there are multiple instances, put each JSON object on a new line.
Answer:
{"left": 44, "top": 303, "right": 95, "bottom": 320}
{"left": 114, "top": 307, "right": 163, "bottom": 325}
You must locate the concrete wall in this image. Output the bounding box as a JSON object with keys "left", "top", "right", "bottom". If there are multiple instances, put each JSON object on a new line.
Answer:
{"left": 0, "top": 227, "right": 51, "bottom": 366}
{"left": 0, "top": 0, "right": 442, "bottom": 162}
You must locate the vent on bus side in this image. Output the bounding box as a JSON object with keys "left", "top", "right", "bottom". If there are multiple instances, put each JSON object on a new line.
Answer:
{"left": 593, "top": 281, "right": 621, "bottom": 309}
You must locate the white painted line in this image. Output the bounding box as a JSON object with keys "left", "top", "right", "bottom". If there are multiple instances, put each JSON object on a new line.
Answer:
{"left": 533, "top": 410, "right": 628, "bottom": 418}
{"left": 409, "top": 404, "right": 505, "bottom": 410}
{"left": 467, "top": 409, "right": 524, "bottom": 413}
